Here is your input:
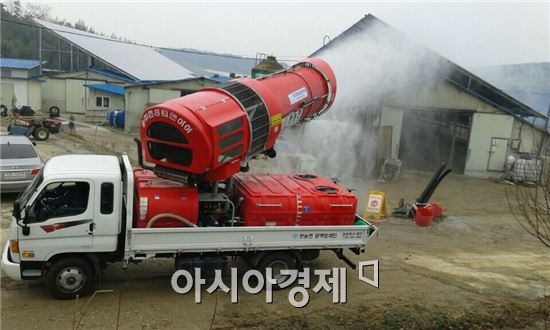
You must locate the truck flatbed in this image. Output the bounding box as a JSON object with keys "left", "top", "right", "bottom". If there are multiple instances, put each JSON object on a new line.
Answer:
{"left": 121, "top": 155, "right": 377, "bottom": 263}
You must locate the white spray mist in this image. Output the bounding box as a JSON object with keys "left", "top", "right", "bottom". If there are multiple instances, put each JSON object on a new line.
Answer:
{"left": 275, "top": 16, "right": 451, "bottom": 180}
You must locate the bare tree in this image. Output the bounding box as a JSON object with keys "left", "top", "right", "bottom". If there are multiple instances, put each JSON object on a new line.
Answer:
{"left": 506, "top": 162, "right": 550, "bottom": 248}
{"left": 22, "top": 2, "right": 51, "bottom": 19}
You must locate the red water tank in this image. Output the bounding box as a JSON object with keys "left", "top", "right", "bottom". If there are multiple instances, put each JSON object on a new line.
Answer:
{"left": 232, "top": 173, "right": 357, "bottom": 226}
{"left": 139, "top": 58, "right": 337, "bottom": 182}
{"left": 133, "top": 169, "right": 199, "bottom": 228}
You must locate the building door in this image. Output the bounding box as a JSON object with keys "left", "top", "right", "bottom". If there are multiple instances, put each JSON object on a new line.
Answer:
{"left": 487, "top": 138, "right": 509, "bottom": 171}
{"left": 1, "top": 82, "right": 14, "bottom": 107}
{"left": 65, "top": 80, "right": 86, "bottom": 113}
{"left": 399, "top": 109, "right": 472, "bottom": 174}
{"left": 465, "top": 113, "right": 513, "bottom": 176}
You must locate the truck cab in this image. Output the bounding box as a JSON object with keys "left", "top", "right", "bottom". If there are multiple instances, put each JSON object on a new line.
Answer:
{"left": 3, "top": 155, "right": 122, "bottom": 296}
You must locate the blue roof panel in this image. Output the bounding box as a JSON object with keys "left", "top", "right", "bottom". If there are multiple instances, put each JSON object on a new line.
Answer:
{"left": 83, "top": 83, "right": 125, "bottom": 96}
{"left": 0, "top": 58, "right": 43, "bottom": 70}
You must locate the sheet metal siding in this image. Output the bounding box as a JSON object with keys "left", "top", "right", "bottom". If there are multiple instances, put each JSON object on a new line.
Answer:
{"left": 387, "top": 80, "right": 501, "bottom": 113}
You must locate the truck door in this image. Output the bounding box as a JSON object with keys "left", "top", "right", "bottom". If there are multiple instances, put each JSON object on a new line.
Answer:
{"left": 18, "top": 180, "right": 94, "bottom": 262}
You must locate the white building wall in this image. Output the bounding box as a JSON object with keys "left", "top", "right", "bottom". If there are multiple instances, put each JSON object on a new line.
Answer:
{"left": 10, "top": 68, "right": 29, "bottom": 79}
{"left": 149, "top": 88, "right": 180, "bottom": 104}
{"left": 511, "top": 119, "right": 544, "bottom": 155}
{"left": 379, "top": 106, "right": 403, "bottom": 159}
{"left": 41, "top": 78, "right": 66, "bottom": 112}
{"left": 27, "top": 80, "right": 42, "bottom": 110}
{"left": 10, "top": 79, "right": 29, "bottom": 108}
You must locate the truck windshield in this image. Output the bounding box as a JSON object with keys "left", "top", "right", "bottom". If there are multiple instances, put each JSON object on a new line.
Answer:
{"left": 18, "top": 171, "right": 43, "bottom": 207}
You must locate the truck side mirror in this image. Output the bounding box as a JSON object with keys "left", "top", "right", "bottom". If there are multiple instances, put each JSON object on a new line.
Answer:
{"left": 12, "top": 199, "right": 21, "bottom": 220}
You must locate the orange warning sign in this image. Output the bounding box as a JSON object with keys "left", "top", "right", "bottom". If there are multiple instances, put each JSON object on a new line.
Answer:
{"left": 364, "top": 190, "right": 387, "bottom": 221}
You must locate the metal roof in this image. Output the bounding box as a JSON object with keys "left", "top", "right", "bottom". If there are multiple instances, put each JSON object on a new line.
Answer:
{"left": 32, "top": 19, "right": 195, "bottom": 82}
{"left": 0, "top": 58, "right": 44, "bottom": 70}
{"left": 313, "top": 14, "right": 545, "bottom": 120}
{"left": 83, "top": 83, "right": 125, "bottom": 96}
{"left": 157, "top": 48, "right": 257, "bottom": 77}
{"left": 128, "top": 76, "right": 218, "bottom": 87}
{"left": 473, "top": 62, "right": 550, "bottom": 115}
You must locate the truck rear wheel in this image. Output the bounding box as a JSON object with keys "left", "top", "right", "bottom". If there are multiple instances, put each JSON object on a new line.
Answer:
{"left": 46, "top": 257, "right": 96, "bottom": 299}
{"left": 258, "top": 252, "right": 297, "bottom": 290}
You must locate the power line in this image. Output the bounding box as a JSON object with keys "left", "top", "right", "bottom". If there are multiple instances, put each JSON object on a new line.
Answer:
{"left": 0, "top": 17, "right": 304, "bottom": 62}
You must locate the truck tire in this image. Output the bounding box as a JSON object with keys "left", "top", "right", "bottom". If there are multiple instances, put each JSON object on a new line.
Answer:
{"left": 49, "top": 106, "right": 60, "bottom": 118}
{"left": 32, "top": 127, "right": 50, "bottom": 141}
{"left": 19, "top": 106, "right": 35, "bottom": 116}
{"left": 46, "top": 257, "right": 97, "bottom": 299}
{"left": 258, "top": 252, "right": 297, "bottom": 289}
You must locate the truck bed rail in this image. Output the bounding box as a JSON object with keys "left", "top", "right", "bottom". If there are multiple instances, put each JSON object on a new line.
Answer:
{"left": 126, "top": 222, "right": 376, "bottom": 260}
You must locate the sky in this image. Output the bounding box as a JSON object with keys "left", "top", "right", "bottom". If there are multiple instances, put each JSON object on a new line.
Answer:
{"left": 28, "top": 1, "right": 550, "bottom": 68}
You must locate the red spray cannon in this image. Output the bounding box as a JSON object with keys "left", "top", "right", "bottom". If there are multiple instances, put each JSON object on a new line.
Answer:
{"left": 137, "top": 58, "right": 337, "bottom": 183}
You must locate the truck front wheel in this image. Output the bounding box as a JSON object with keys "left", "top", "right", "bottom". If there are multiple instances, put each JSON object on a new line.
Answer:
{"left": 46, "top": 257, "right": 96, "bottom": 299}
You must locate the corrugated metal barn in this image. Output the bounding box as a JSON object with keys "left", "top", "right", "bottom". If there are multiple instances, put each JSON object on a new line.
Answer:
{"left": 31, "top": 19, "right": 214, "bottom": 122}
{"left": 313, "top": 15, "right": 547, "bottom": 178}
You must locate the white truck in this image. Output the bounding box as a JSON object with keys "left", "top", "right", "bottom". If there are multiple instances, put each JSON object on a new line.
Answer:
{"left": 2, "top": 154, "right": 377, "bottom": 299}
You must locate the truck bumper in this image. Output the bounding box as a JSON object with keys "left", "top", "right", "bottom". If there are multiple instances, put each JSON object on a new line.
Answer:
{"left": 1, "top": 242, "right": 21, "bottom": 280}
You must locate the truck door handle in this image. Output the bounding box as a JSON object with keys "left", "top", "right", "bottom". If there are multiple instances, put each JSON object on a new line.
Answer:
{"left": 88, "top": 223, "right": 95, "bottom": 235}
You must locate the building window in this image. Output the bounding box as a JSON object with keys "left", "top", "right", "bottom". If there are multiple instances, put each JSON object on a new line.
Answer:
{"left": 95, "top": 96, "right": 111, "bottom": 108}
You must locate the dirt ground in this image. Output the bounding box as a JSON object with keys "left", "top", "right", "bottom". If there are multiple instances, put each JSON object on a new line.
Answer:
{"left": 1, "top": 122, "right": 549, "bottom": 329}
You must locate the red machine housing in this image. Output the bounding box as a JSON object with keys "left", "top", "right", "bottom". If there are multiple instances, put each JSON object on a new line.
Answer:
{"left": 232, "top": 173, "right": 357, "bottom": 226}
{"left": 133, "top": 169, "right": 199, "bottom": 228}
{"left": 139, "top": 58, "right": 336, "bottom": 182}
